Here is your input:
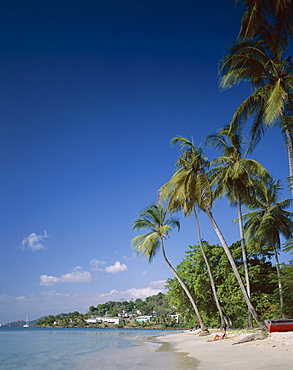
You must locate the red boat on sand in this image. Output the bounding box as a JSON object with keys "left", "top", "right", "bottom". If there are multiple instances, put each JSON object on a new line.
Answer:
{"left": 265, "top": 319, "right": 293, "bottom": 333}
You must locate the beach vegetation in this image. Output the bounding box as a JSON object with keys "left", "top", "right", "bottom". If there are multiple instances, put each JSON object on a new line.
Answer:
{"left": 159, "top": 137, "right": 227, "bottom": 329}
{"left": 158, "top": 136, "right": 267, "bottom": 330}
{"left": 243, "top": 179, "right": 293, "bottom": 316}
{"left": 278, "top": 262, "right": 293, "bottom": 317}
{"left": 205, "top": 125, "right": 271, "bottom": 327}
{"left": 165, "top": 241, "right": 281, "bottom": 328}
{"left": 131, "top": 204, "right": 210, "bottom": 335}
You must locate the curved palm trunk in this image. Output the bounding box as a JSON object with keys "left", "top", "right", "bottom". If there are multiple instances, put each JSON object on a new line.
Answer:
{"left": 237, "top": 194, "right": 253, "bottom": 329}
{"left": 274, "top": 236, "right": 284, "bottom": 316}
{"left": 285, "top": 127, "right": 293, "bottom": 198}
{"left": 160, "top": 237, "right": 210, "bottom": 335}
{"left": 205, "top": 208, "right": 268, "bottom": 331}
{"left": 193, "top": 208, "right": 227, "bottom": 328}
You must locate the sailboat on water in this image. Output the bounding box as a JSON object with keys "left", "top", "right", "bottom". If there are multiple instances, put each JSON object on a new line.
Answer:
{"left": 23, "top": 316, "right": 29, "bottom": 327}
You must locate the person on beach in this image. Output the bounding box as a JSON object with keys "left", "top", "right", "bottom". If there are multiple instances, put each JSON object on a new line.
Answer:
{"left": 208, "top": 327, "right": 227, "bottom": 341}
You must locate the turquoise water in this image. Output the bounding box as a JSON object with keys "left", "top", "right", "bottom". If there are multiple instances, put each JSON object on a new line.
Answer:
{"left": 0, "top": 327, "right": 198, "bottom": 369}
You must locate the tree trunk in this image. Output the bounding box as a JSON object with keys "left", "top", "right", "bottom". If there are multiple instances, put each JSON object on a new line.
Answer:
{"left": 274, "top": 237, "right": 284, "bottom": 316}
{"left": 237, "top": 194, "right": 253, "bottom": 329}
{"left": 160, "top": 237, "right": 210, "bottom": 335}
{"left": 285, "top": 127, "right": 293, "bottom": 198}
{"left": 205, "top": 208, "right": 268, "bottom": 331}
{"left": 193, "top": 208, "right": 227, "bottom": 328}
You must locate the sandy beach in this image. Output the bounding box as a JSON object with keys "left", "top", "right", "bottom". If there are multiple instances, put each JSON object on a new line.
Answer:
{"left": 158, "top": 329, "right": 293, "bottom": 369}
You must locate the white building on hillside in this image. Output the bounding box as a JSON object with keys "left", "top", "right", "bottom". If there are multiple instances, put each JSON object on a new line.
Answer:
{"left": 136, "top": 315, "right": 152, "bottom": 322}
{"left": 168, "top": 311, "right": 180, "bottom": 323}
{"left": 85, "top": 316, "right": 120, "bottom": 325}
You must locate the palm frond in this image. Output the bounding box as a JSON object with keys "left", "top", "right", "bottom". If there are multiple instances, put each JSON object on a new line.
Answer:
{"left": 282, "top": 238, "right": 293, "bottom": 253}
{"left": 131, "top": 232, "right": 160, "bottom": 263}
{"left": 131, "top": 204, "right": 180, "bottom": 262}
{"left": 132, "top": 218, "right": 155, "bottom": 231}
{"left": 264, "top": 79, "right": 287, "bottom": 124}
{"left": 243, "top": 179, "right": 293, "bottom": 253}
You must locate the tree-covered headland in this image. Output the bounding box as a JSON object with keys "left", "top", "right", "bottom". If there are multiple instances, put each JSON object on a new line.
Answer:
{"left": 37, "top": 293, "right": 185, "bottom": 329}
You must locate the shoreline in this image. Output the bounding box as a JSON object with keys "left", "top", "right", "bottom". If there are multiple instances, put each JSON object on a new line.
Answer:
{"left": 157, "top": 329, "right": 293, "bottom": 369}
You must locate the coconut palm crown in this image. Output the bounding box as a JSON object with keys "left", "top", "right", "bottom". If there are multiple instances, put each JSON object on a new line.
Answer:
{"left": 236, "top": 0, "right": 293, "bottom": 48}
{"left": 243, "top": 179, "right": 293, "bottom": 314}
{"left": 159, "top": 136, "right": 212, "bottom": 215}
{"left": 205, "top": 125, "right": 271, "bottom": 203}
{"left": 131, "top": 204, "right": 180, "bottom": 262}
{"left": 243, "top": 180, "right": 293, "bottom": 250}
{"left": 220, "top": 21, "right": 293, "bottom": 192}
{"left": 220, "top": 21, "right": 293, "bottom": 138}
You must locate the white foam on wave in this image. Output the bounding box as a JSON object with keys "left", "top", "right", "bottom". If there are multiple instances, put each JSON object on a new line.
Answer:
{"left": 144, "top": 341, "right": 163, "bottom": 351}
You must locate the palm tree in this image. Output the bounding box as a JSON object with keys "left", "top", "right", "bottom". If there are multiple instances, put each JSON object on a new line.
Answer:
{"left": 205, "top": 125, "right": 271, "bottom": 327}
{"left": 243, "top": 180, "right": 293, "bottom": 315}
{"left": 159, "top": 137, "right": 228, "bottom": 328}
{"left": 160, "top": 137, "right": 267, "bottom": 331}
{"left": 131, "top": 204, "right": 210, "bottom": 335}
{"left": 236, "top": 0, "right": 293, "bottom": 47}
{"left": 220, "top": 22, "right": 293, "bottom": 195}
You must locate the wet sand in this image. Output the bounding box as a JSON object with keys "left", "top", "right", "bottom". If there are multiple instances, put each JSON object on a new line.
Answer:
{"left": 158, "top": 329, "right": 293, "bottom": 369}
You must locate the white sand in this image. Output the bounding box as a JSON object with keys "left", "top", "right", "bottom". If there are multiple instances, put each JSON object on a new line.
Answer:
{"left": 158, "top": 329, "right": 293, "bottom": 369}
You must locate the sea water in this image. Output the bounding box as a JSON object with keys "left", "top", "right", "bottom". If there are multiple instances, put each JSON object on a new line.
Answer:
{"left": 0, "top": 327, "right": 198, "bottom": 369}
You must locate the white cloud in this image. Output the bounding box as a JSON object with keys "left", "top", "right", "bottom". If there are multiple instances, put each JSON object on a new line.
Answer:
{"left": 15, "top": 296, "right": 26, "bottom": 301}
{"left": 149, "top": 280, "right": 166, "bottom": 289}
{"left": 105, "top": 261, "right": 127, "bottom": 274}
{"left": 39, "top": 275, "right": 60, "bottom": 286}
{"left": 89, "top": 259, "right": 128, "bottom": 274}
{"left": 41, "top": 291, "right": 70, "bottom": 297}
{"left": 89, "top": 259, "right": 107, "bottom": 271}
{"left": 60, "top": 271, "right": 93, "bottom": 283}
{"left": 122, "top": 253, "right": 137, "bottom": 262}
{"left": 40, "top": 267, "right": 94, "bottom": 286}
{"left": 21, "top": 231, "right": 50, "bottom": 251}
{"left": 99, "top": 285, "right": 167, "bottom": 301}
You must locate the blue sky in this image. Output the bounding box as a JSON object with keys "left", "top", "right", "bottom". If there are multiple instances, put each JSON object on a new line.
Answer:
{"left": 0, "top": 0, "right": 292, "bottom": 324}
